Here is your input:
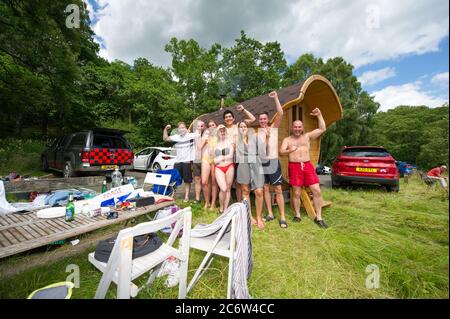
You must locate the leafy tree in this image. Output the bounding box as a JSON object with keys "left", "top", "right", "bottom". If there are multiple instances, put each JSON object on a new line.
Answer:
{"left": 165, "top": 38, "right": 222, "bottom": 116}
{"left": 371, "top": 105, "right": 449, "bottom": 169}
{"left": 221, "top": 30, "right": 287, "bottom": 101}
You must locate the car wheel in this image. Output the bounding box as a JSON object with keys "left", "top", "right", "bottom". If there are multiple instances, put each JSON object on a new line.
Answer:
{"left": 331, "top": 176, "right": 340, "bottom": 189}
{"left": 386, "top": 184, "right": 400, "bottom": 192}
{"left": 152, "top": 163, "right": 161, "bottom": 172}
{"left": 42, "top": 156, "right": 49, "bottom": 172}
{"left": 63, "top": 161, "right": 74, "bottom": 178}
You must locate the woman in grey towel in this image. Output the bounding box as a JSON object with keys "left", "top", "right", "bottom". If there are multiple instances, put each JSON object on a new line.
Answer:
{"left": 236, "top": 121, "right": 266, "bottom": 229}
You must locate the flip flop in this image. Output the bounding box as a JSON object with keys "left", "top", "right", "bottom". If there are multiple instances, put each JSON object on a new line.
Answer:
{"left": 293, "top": 216, "right": 302, "bottom": 222}
{"left": 264, "top": 214, "right": 275, "bottom": 222}
{"left": 279, "top": 220, "right": 288, "bottom": 228}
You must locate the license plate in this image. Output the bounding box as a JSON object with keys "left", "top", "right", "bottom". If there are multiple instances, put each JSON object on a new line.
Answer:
{"left": 356, "top": 167, "right": 377, "bottom": 173}
{"left": 101, "top": 165, "right": 118, "bottom": 170}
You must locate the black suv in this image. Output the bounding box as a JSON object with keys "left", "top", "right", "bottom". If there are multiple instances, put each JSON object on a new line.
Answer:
{"left": 41, "top": 128, "right": 134, "bottom": 178}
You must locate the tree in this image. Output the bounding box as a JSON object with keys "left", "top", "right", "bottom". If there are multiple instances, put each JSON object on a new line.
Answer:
{"left": 221, "top": 30, "right": 287, "bottom": 101}
{"left": 0, "top": 0, "right": 99, "bottom": 136}
{"left": 165, "top": 38, "right": 222, "bottom": 116}
{"left": 371, "top": 105, "right": 449, "bottom": 169}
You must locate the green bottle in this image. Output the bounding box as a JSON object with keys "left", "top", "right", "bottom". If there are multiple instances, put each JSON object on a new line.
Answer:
{"left": 102, "top": 180, "right": 107, "bottom": 193}
{"left": 65, "top": 192, "right": 75, "bottom": 222}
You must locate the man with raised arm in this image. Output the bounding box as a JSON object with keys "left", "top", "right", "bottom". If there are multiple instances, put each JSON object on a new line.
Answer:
{"left": 258, "top": 91, "right": 287, "bottom": 228}
{"left": 163, "top": 122, "right": 199, "bottom": 202}
{"left": 279, "top": 109, "right": 328, "bottom": 228}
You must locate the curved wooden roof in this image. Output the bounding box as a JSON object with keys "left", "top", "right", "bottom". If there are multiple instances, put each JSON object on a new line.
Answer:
{"left": 195, "top": 74, "right": 343, "bottom": 128}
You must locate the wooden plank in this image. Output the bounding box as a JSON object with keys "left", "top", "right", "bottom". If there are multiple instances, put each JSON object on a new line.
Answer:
{"left": 0, "top": 201, "right": 174, "bottom": 259}
{"left": 15, "top": 226, "right": 35, "bottom": 241}
{"left": 33, "top": 223, "right": 52, "bottom": 236}
{"left": 2, "top": 229, "right": 20, "bottom": 245}
{"left": 21, "top": 224, "right": 41, "bottom": 239}
{"left": 52, "top": 219, "right": 76, "bottom": 231}
{"left": 39, "top": 221, "right": 60, "bottom": 235}
{"left": 301, "top": 188, "right": 316, "bottom": 219}
{"left": 4, "top": 176, "right": 105, "bottom": 193}
{"left": 0, "top": 231, "right": 12, "bottom": 247}
{"left": 1, "top": 215, "right": 16, "bottom": 226}
{"left": 8, "top": 227, "right": 28, "bottom": 242}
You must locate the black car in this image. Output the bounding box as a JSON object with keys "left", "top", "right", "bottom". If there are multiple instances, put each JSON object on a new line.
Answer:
{"left": 41, "top": 128, "right": 134, "bottom": 178}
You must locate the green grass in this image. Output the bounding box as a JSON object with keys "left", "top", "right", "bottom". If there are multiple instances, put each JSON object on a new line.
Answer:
{"left": 0, "top": 138, "right": 48, "bottom": 177}
{"left": 0, "top": 176, "right": 448, "bottom": 299}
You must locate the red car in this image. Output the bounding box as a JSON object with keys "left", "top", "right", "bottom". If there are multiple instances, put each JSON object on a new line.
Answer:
{"left": 331, "top": 146, "right": 400, "bottom": 192}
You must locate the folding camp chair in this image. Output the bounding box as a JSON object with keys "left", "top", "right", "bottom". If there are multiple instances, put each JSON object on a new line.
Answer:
{"left": 186, "top": 209, "right": 239, "bottom": 299}
{"left": 88, "top": 207, "right": 192, "bottom": 299}
{"left": 143, "top": 172, "right": 173, "bottom": 196}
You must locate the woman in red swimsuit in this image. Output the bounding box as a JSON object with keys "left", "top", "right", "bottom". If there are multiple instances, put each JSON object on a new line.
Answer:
{"left": 214, "top": 124, "right": 235, "bottom": 214}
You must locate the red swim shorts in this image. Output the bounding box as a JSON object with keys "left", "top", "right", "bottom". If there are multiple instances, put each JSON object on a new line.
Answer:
{"left": 288, "top": 161, "right": 320, "bottom": 187}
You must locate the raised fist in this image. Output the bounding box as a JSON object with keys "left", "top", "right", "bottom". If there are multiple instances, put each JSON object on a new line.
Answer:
{"left": 165, "top": 124, "right": 172, "bottom": 130}
{"left": 237, "top": 104, "right": 245, "bottom": 112}
{"left": 268, "top": 91, "right": 278, "bottom": 99}
{"left": 310, "top": 108, "right": 321, "bottom": 117}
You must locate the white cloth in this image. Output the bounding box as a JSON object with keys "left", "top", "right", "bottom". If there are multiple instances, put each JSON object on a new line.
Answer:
{"left": 191, "top": 201, "right": 253, "bottom": 299}
{"left": 0, "top": 181, "right": 49, "bottom": 215}
{"left": 169, "top": 133, "right": 198, "bottom": 163}
{"left": 0, "top": 180, "right": 17, "bottom": 215}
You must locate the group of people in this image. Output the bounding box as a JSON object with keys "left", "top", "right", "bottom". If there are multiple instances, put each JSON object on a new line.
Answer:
{"left": 163, "top": 91, "right": 328, "bottom": 229}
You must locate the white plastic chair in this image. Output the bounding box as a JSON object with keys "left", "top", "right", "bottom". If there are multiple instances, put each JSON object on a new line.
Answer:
{"left": 88, "top": 207, "right": 192, "bottom": 299}
{"left": 187, "top": 212, "right": 238, "bottom": 299}
{"left": 143, "top": 172, "right": 173, "bottom": 196}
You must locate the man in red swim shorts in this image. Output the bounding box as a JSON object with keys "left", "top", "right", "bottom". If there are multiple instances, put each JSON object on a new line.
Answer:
{"left": 280, "top": 108, "right": 328, "bottom": 228}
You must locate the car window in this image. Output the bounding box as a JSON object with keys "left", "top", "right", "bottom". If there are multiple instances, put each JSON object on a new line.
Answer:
{"left": 342, "top": 148, "right": 390, "bottom": 157}
{"left": 137, "top": 149, "right": 152, "bottom": 156}
{"left": 69, "top": 133, "right": 86, "bottom": 147}
{"left": 59, "top": 135, "right": 72, "bottom": 148}
{"left": 93, "top": 135, "right": 129, "bottom": 149}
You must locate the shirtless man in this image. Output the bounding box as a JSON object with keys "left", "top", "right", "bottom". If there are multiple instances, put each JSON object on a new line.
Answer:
{"left": 258, "top": 91, "right": 286, "bottom": 228}
{"left": 280, "top": 108, "right": 328, "bottom": 228}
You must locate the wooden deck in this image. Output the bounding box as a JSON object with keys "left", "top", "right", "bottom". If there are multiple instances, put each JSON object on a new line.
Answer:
{"left": 0, "top": 201, "right": 174, "bottom": 259}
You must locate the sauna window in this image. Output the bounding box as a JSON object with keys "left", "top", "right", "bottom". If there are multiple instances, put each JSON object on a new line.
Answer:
{"left": 291, "top": 104, "right": 303, "bottom": 121}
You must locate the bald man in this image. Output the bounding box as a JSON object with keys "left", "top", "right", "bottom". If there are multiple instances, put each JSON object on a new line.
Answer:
{"left": 280, "top": 108, "right": 328, "bottom": 228}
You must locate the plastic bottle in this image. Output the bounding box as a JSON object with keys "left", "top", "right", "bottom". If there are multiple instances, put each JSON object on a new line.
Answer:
{"left": 111, "top": 168, "right": 122, "bottom": 188}
{"left": 101, "top": 180, "right": 107, "bottom": 193}
{"left": 65, "top": 192, "right": 75, "bottom": 222}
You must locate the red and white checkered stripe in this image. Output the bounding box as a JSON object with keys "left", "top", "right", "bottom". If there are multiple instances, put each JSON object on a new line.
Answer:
{"left": 89, "top": 148, "right": 133, "bottom": 165}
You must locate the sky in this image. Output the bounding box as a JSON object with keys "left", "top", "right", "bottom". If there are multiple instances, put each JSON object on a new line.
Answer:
{"left": 85, "top": 0, "right": 449, "bottom": 112}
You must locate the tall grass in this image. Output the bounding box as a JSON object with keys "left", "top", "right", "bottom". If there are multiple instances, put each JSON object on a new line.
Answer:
{"left": 0, "top": 138, "right": 48, "bottom": 176}
{"left": 0, "top": 176, "right": 447, "bottom": 298}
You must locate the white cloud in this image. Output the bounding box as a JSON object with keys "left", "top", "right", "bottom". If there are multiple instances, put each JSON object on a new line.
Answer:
{"left": 372, "top": 81, "right": 448, "bottom": 111}
{"left": 84, "top": 0, "right": 95, "bottom": 22}
{"left": 92, "top": 0, "right": 449, "bottom": 68}
{"left": 431, "top": 72, "right": 449, "bottom": 86}
{"left": 358, "top": 67, "right": 396, "bottom": 86}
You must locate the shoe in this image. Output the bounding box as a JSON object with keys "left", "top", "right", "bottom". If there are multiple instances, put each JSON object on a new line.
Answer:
{"left": 264, "top": 214, "right": 275, "bottom": 222}
{"left": 314, "top": 218, "right": 328, "bottom": 228}
{"left": 293, "top": 215, "right": 302, "bottom": 222}
{"left": 279, "top": 220, "right": 288, "bottom": 228}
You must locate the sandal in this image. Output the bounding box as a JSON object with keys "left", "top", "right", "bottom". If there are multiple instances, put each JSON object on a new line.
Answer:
{"left": 264, "top": 214, "right": 275, "bottom": 222}
{"left": 293, "top": 216, "right": 302, "bottom": 222}
{"left": 279, "top": 220, "right": 288, "bottom": 228}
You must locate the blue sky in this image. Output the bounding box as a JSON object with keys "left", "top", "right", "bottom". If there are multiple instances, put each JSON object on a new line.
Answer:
{"left": 86, "top": 0, "right": 449, "bottom": 112}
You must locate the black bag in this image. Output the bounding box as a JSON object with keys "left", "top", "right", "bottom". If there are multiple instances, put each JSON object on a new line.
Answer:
{"left": 94, "top": 233, "right": 163, "bottom": 263}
